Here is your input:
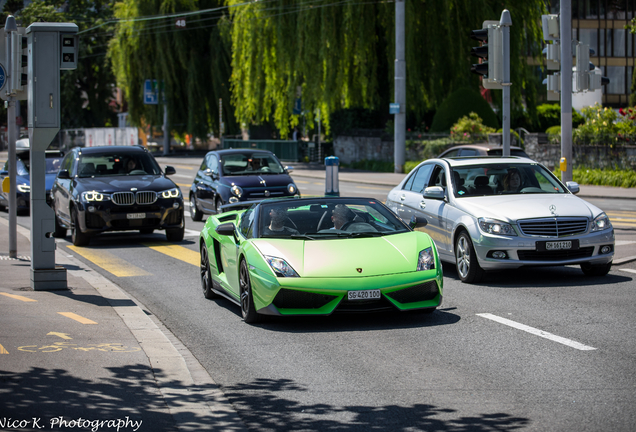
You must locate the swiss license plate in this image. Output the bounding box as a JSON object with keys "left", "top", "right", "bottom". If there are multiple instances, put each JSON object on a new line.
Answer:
{"left": 127, "top": 213, "right": 145, "bottom": 219}
{"left": 348, "top": 290, "right": 381, "bottom": 301}
{"left": 546, "top": 241, "right": 572, "bottom": 250}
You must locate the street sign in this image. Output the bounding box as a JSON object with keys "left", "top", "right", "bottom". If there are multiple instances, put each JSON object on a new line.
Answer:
{"left": 175, "top": 19, "right": 186, "bottom": 28}
{"left": 389, "top": 103, "right": 400, "bottom": 114}
{"left": 144, "top": 79, "right": 158, "bottom": 105}
{"left": 0, "top": 64, "right": 6, "bottom": 92}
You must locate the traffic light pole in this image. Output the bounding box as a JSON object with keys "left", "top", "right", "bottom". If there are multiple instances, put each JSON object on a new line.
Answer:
{"left": 500, "top": 11, "right": 512, "bottom": 157}
{"left": 560, "top": 0, "right": 573, "bottom": 183}
{"left": 4, "top": 18, "right": 18, "bottom": 258}
{"left": 393, "top": 0, "right": 405, "bottom": 173}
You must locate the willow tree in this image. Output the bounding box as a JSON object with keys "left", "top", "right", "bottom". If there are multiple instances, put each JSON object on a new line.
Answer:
{"left": 108, "top": 0, "right": 235, "bottom": 139}
{"left": 228, "top": 0, "right": 546, "bottom": 136}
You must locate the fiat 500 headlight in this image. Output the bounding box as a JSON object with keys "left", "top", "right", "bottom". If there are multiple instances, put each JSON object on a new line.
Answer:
{"left": 417, "top": 247, "right": 435, "bottom": 271}
{"left": 17, "top": 184, "right": 30, "bottom": 193}
{"left": 160, "top": 188, "right": 181, "bottom": 199}
{"left": 231, "top": 185, "right": 243, "bottom": 198}
{"left": 478, "top": 218, "right": 517, "bottom": 236}
{"left": 81, "top": 190, "right": 110, "bottom": 202}
{"left": 287, "top": 183, "right": 297, "bottom": 194}
{"left": 265, "top": 256, "right": 299, "bottom": 277}
{"left": 591, "top": 212, "right": 611, "bottom": 232}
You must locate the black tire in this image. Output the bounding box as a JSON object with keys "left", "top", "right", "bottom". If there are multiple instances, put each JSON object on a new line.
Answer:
{"left": 200, "top": 244, "right": 218, "bottom": 299}
{"left": 581, "top": 261, "right": 612, "bottom": 277}
{"left": 166, "top": 221, "right": 185, "bottom": 242}
{"left": 71, "top": 208, "right": 90, "bottom": 246}
{"left": 239, "top": 259, "right": 260, "bottom": 323}
{"left": 214, "top": 197, "right": 224, "bottom": 214}
{"left": 190, "top": 194, "right": 203, "bottom": 221}
{"left": 53, "top": 212, "right": 67, "bottom": 238}
{"left": 455, "top": 231, "right": 484, "bottom": 283}
{"left": 140, "top": 228, "right": 154, "bottom": 235}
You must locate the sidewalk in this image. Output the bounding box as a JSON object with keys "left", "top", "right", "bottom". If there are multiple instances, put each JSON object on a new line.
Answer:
{"left": 0, "top": 217, "right": 247, "bottom": 432}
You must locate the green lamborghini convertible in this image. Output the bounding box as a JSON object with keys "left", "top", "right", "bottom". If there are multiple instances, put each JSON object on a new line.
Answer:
{"left": 199, "top": 197, "right": 443, "bottom": 323}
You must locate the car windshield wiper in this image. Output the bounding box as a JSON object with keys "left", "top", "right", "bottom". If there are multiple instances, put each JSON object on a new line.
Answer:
{"left": 290, "top": 234, "right": 317, "bottom": 240}
{"left": 348, "top": 232, "right": 385, "bottom": 238}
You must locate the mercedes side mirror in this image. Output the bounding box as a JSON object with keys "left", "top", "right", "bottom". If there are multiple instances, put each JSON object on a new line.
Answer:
{"left": 409, "top": 216, "right": 428, "bottom": 230}
{"left": 565, "top": 181, "right": 580, "bottom": 195}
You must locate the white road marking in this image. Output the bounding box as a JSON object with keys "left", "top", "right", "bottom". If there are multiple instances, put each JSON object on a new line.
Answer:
{"left": 476, "top": 313, "right": 597, "bottom": 351}
{"left": 615, "top": 240, "right": 636, "bottom": 246}
{"left": 619, "top": 268, "right": 636, "bottom": 274}
{"left": 184, "top": 228, "right": 200, "bottom": 237}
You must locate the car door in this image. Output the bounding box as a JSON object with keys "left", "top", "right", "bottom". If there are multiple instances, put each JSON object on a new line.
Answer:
{"left": 389, "top": 163, "right": 434, "bottom": 224}
{"left": 52, "top": 151, "right": 76, "bottom": 225}
{"left": 194, "top": 154, "right": 220, "bottom": 213}
{"left": 415, "top": 164, "right": 452, "bottom": 255}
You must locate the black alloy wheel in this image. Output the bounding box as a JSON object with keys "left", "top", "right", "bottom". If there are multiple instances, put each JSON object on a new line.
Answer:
{"left": 71, "top": 208, "right": 90, "bottom": 246}
{"left": 239, "top": 260, "right": 259, "bottom": 323}
{"left": 200, "top": 245, "right": 218, "bottom": 299}
{"left": 166, "top": 212, "right": 185, "bottom": 242}
{"left": 190, "top": 194, "right": 203, "bottom": 221}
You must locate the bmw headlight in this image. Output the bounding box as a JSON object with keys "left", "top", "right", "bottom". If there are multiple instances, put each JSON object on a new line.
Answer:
{"left": 417, "top": 247, "right": 435, "bottom": 271}
{"left": 478, "top": 218, "right": 517, "bottom": 236}
{"left": 160, "top": 188, "right": 181, "bottom": 199}
{"left": 591, "top": 212, "right": 611, "bottom": 232}
{"left": 81, "top": 190, "right": 110, "bottom": 202}
{"left": 265, "top": 256, "right": 299, "bottom": 277}
{"left": 231, "top": 184, "right": 243, "bottom": 198}
{"left": 17, "top": 184, "right": 30, "bottom": 193}
{"left": 287, "top": 183, "right": 297, "bottom": 194}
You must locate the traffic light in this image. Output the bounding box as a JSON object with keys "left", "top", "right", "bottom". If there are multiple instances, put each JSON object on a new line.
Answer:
{"left": 576, "top": 42, "right": 609, "bottom": 92}
{"left": 10, "top": 32, "right": 27, "bottom": 95}
{"left": 470, "top": 21, "right": 503, "bottom": 90}
{"left": 541, "top": 14, "right": 560, "bottom": 101}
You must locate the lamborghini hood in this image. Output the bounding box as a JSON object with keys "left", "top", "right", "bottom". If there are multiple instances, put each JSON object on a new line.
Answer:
{"left": 252, "top": 233, "right": 432, "bottom": 278}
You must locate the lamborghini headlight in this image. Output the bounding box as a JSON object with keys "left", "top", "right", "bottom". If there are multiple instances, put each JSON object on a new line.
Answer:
{"left": 417, "top": 247, "right": 435, "bottom": 271}
{"left": 478, "top": 217, "right": 517, "bottom": 236}
{"left": 591, "top": 212, "right": 611, "bottom": 232}
{"left": 81, "top": 190, "right": 110, "bottom": 202}
{"left": 160, "top": 187, "right": 181, "bottom": 199}
{"left": 265, "top": 256, "right": 299, "bottom": 277}
{"left": 231, "top": 185, "right": 243, "bottom": 198}
{"left": 17, "top": 184, "right": 30, "bottom": 193}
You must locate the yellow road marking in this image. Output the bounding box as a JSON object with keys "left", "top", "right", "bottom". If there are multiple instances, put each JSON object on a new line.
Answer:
{"left": 143, "top": 243, "right": 199, "bottom": 267}
{"left": 295, "top": 180, "right": 311, "bottom": 184}
{"left": 67, "top": 245, "right": 151, "bottom": 277}
{"left": 172, "top": 164, "right": 195, "bottom": 171}
{"left": 58, "top": 312, "right": 97, "bottom": 325}
{"left": 176, "top": 183, "right": 191, "bottom": 188}
{"left": 0, "top": 292, "right": 37, "bottom": 302}
{"left": 0, "top": 344, "right": 8, "bottom": 354}
{"left": 47, "top": 332, "right": 72, "bottom": 340}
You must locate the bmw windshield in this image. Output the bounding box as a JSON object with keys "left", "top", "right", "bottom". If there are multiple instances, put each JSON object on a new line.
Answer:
{"left": 451, "top": 162, "right": 567, "bottom": 198}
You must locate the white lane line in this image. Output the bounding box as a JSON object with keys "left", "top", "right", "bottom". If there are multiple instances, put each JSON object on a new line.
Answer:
{"left": 476, "top": 313, "right": 597, "bottom": 351}
{"left": 184, "top": 228, "right": 200, "bottom": 237}
{"left": 619, "top": 268, "right": 636, "bottom": 274}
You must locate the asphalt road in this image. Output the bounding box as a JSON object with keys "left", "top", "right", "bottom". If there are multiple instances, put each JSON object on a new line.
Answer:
{"left": 4, "top": 158, "right": 636, "bottom": 431}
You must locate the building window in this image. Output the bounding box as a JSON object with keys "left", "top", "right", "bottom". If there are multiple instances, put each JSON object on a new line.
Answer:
{"left": 579, "top": 28, "right": 599, "bottom": 56}
{"left": 606, "top": 66, "right": 626, "bottom": 94}
{"left": 628, "top": 67, "right": 634, "bottom": 95}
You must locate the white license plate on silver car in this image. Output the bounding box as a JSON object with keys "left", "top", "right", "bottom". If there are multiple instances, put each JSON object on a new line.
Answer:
{"left": 348, "top": 290, "right": 381, "bottom": 301}
{"left": 127, "top": 213, "right": 145, "bottom": 219}
{"left": 546, "top": 241, "right": 572, "bottom": 250}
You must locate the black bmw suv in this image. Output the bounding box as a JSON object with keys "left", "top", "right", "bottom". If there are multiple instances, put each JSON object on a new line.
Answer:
{"left": 51, "top": 145, "right": 184, "bottom": 246}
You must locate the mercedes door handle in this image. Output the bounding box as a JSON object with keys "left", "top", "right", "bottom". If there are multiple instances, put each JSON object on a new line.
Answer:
{"left": 419, "top": 201, "right": 426, "bottom": 209}
{"left": 400, "top": 194, "right": 406, "bottom": 201}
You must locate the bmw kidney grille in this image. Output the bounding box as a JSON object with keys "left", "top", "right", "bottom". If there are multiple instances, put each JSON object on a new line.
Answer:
{"left": 112, "top": 191, "right": 158, "bottom": 205}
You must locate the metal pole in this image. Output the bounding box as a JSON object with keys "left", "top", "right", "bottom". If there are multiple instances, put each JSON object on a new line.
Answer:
{"left": 394, "top": 0, "right": 406, "bottom": 173}
{"left": 4, "top": 18, "right": 17, "bottom": 258}
{"left": 560, "top": 0, "right": 573, "bottom": 183}
{"left": 500, "top": 10, "right": 512, "bottom": 157}
{"left": 162, "top": 104, "right": 169, "bottom": 156}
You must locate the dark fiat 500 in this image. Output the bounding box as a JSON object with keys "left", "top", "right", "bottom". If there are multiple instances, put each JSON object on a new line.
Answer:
{"left": 51, "top": 145, "right": 184, "bottom": 246}
{"left": 188, "top": 149, "right": 300, "bottom": 221}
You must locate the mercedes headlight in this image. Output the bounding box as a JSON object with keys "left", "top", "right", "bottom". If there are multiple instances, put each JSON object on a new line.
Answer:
{"left": 478, "top": 218, "right": 517, "bottom": 236}
{"left": 265, "top": 256, "right": 299, "bottom": 277}
{"left": 591, "top": 212, "right": 611, "bottom": 232}
{"left": 417, "top": 247, "right": 435, "bottom": 271}
{"left": 17, "top": 184, "right": 30, "bottom": 193}
{"left": 160, "top": 188, "right": 181, "bottom": 199}
{"left": 81, "top": 190, "right": 110, "bottom": 202}
{"left": 231, "top": 184, "right": 243, "bottom": 198}
{"left": 287, "top": 183, "right": 297, "bottom": 194}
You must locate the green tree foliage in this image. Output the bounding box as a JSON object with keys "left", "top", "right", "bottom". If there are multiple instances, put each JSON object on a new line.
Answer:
{"left": 449, "top": 112, "right": 495, "bottom": 141}
{"left": 573, "top": 103, "right": 636, "bottom": 145}
{"left": 228, "top": 0, "right": 545, "bottom": 137}
{"left": 535, "top": 103, "right": 584, "bottom": 133}
{"left": 430, "top": 86, "right": 498, "bottom": 132}
{"left": 108, "top": 0, "right": 236, "bottom": 139}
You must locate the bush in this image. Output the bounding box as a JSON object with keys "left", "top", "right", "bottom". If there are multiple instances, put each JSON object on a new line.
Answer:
{"left": 536, "top": 104, "right": 584, "bottom": 132}
{"left": 329, "top": 108, "right": 384, "bottom": 138}
{"left": 553, "top": 168, "right": 636, "bottom": 188}
{"left": 450, "top": 112, "right": 496, "bottom": 142}
{"left": 341, "top": 159, "right": 394, "bottom": 172}
{"left": 573, "top": 103, "right": 636, "bottom": 144}
{"left": 430, "top": 87, "right": 498, "bottom": 133}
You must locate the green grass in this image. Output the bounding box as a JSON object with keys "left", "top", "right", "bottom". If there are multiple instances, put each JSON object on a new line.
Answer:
{"left": 553, "top": 168, "right": 636, "bottom": 188}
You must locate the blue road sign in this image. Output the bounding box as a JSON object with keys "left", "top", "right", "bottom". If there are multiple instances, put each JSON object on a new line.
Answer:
{"left": 389, "top": 103, "right": 400, "bottom": 114}
{"left": 0, "top": 64, "right": 6, "bottom": 92}
{"left": 144, "top": 79, "right": 158, "bottom": 105}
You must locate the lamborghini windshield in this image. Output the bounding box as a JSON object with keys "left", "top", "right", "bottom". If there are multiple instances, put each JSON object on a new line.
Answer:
{"left": 258, "top": 198, "right": 409, "bottom": 239}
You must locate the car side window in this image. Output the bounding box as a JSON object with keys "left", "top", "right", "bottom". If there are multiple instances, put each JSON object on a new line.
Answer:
{"left": 199, "top": 156, "right": 208, "bottom": 171}
{"left": 428, "top": 165, "right": 446, "bottom": 189}
{"left": 442, "top": 149, "right": 460, "bottom": 157}
{"left": 408, "top": 164, "right": 434, "bottom": 193}
{"left": 60, "top": 153, "right": 74, "bottom": 173}
{"left": 459, "top": 149, "right": 478, "bottom": 156}
{"left": 207, "top": 156, "right": 219, "bottom": 174}
{"left": 238, "top": 206, "right": 255, "bottom": 239}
